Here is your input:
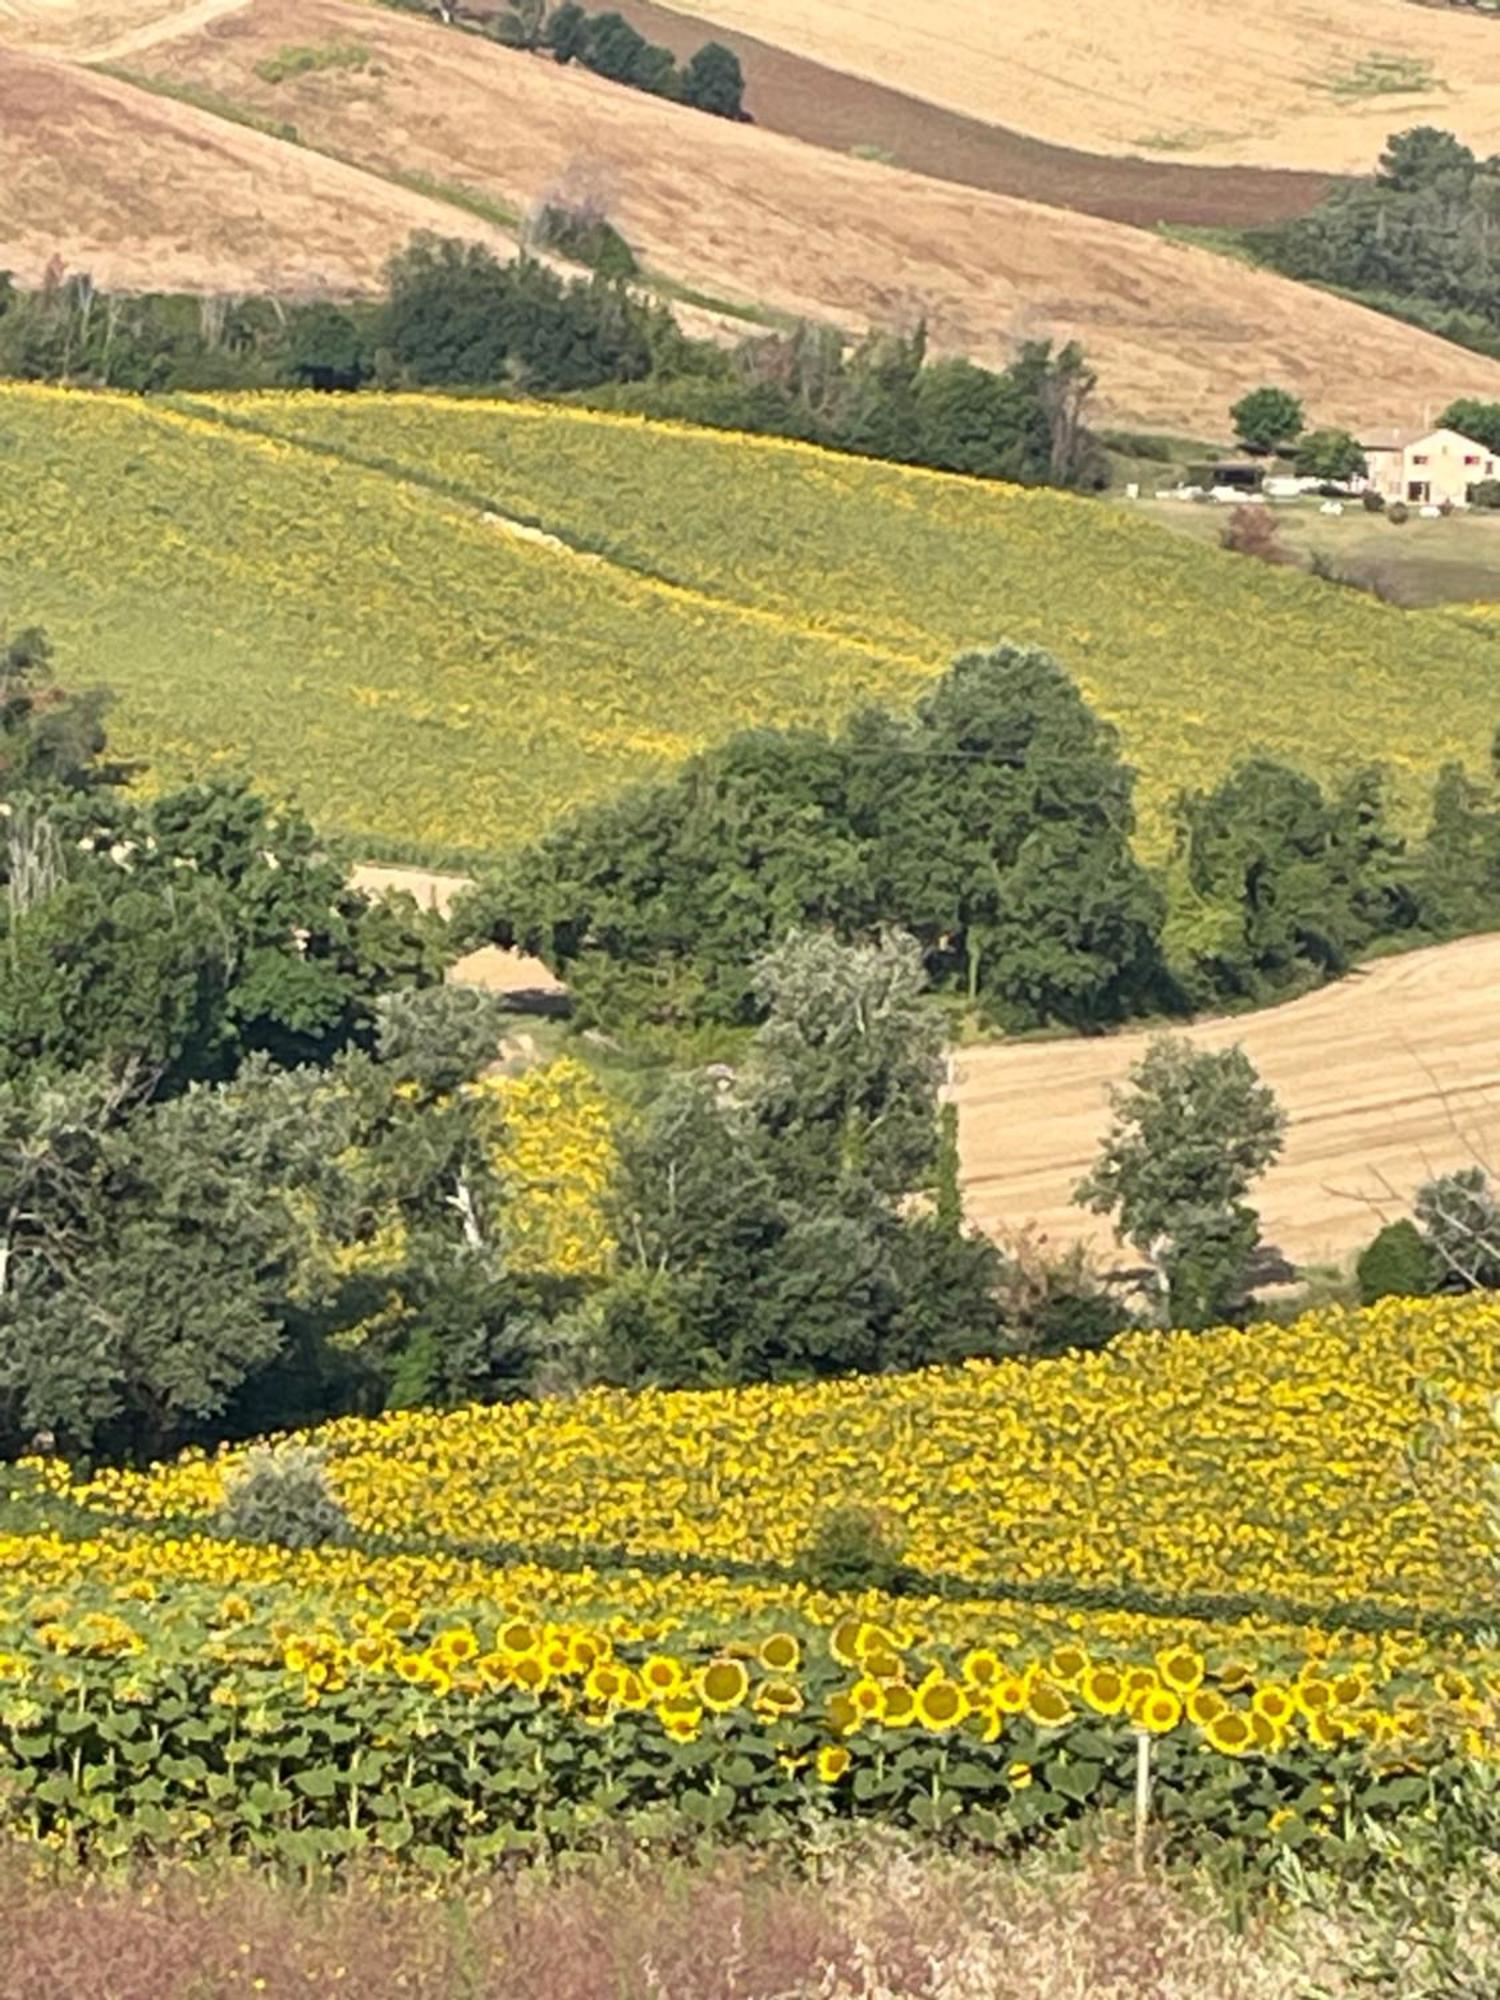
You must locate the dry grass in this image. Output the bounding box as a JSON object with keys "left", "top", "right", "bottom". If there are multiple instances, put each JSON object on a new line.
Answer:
{"left": 0, "top": 1847, "right": 1318, "bottom": 1999}
{"left": 96, "top": 0, "right": 1500, "bottom": 432}
{"left": 649, "top": 0, "right": 1500, "bottom": 172}
{"left": 953, "top": 929, "right": 1500, "bottom": 1271}
{"left": 0, "top": 46, "right": 515, "bottom": 295}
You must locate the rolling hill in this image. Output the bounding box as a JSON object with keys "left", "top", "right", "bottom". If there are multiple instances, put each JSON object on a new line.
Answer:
{"left": 648, "top": 0, "right": 1500, "bottom": 172}
{"left": 0, "top": 44, "right": 515, "bottom": 295}
{"left": 3, "top": 385, "right": 1497, "bottom": 864}
{"left": 60, "top": 0, "right": 1500, "bottom": 435}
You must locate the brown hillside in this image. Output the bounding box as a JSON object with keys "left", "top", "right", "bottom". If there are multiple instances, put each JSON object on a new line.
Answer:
{"left": 648, "top": 0, "right": 1500, "bottom": 173}
{"left": 0, "top": 46, "right": 514, "bottom": 295}
{"left": 126, "top": 0, "right": 1500, "bottom": 432}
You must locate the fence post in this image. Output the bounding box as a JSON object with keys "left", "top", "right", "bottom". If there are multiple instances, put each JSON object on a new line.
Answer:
{"left": 1133, "top": 1728, "right": 1153, "bottom": 1874}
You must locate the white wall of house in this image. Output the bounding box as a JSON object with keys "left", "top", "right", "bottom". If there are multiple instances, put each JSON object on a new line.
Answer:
{"left": 1363, "top": 427, "right": 1499, "bottom": 508}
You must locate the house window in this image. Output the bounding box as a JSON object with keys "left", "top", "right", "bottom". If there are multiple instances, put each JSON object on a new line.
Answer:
{"left": 1466, "top": 454, "right": 1481, "bottom": 466}
{"left": 1412, "top": 454, "right": 1429, "bottom": 465}
{"left": 1408, "top": 480, "right": 1430, "bottom": 502}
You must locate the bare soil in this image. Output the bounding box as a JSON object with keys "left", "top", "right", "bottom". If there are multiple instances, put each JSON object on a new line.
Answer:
{"left": 643, "top": 0, "right": 1500, "bottom": 173}
{"left": 470, "top": 0, "right": 1335, "bottom": 229}
{"left": 351, "top": 865, "right": 564, "bottom": 997}
{"left": 0, "top": 46, "right": 516, "bottom": 295}
{"left": 953, "top": 932, "right": 1500, "bottom": 1271}
{"left": 113, "top": 0, "right": 1500, "bottom": 433}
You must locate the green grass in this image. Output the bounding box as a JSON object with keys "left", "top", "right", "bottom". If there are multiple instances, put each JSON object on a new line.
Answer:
{"left": 3, "top": 386, "right": 1499, "bottom": 867}
{"left": 1315, "top": 52, "right": 1443, "bottom": 101}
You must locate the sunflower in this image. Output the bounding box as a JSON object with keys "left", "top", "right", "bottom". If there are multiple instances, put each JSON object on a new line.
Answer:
{"left": 849, "top": 1676, "right": 885, "bottom": 1719}
{"left": 1214, "top": 1659, "right": 1256, "bottom": 1694}
{"left": 962, "top": 1647, "right": 1003, "bottom": 1689}
{"left": 498, "top": 1619, "right": 540, "bottom": 1657}
{"left": 1204, "top": 1709, "right": 1256, "bottom": 1756}
{"left": 660, "top": 1709, "right": 700, "bottom": 1744}
{"left": 585, "top": 1662, "right": 624, "bottom": 1705}
{"left": 567, "top": 1632, "right": 608, "bottom": 1674}
{"left": 642, "top": 1654, "right": 685, "bottom": 1697}
{"left": 816, "top": 1744, "right": 852, "bottom": 1784}
{"left": 1122, "top": 1666, "right": 1160, "bottom": 1702}
{"left": 395, "top": 1652, "right": 427, "bottom": 1685}
{"left": 1024, "top": 1680, "right": 1074, "bottom": 1728}
{"left": 1135, "top": 1688, "right": 1182, "bottom": 1735}
{"left": 616, "top": 1668, "right": 649, "bottom": 1712}
{"left": 1007, "top": 1761, "right": 1033, "bottom": 1791}
{"left": 754, "top": 1678, "right": 804, "bottom": 1719}
{"left": 992, "top": 1673, "right": 1028, "bottom": 1715}
{"left": 829, "top": 1617, "right": 866, "bottom": 1668}
{"left": 863, "top": 1645, "right": 905, "bottom": 1682}
{"left": 1049, "top": 1643, "right": 1089, "bottom": 1687}
{"left": 825, "top": 1692, "right": 862, "bottom": 1737}
{"left": 1293, "top": 1677, "right": 1334, "bottom": 1719}
{"left": 1307, "top": 1709, "right": 1351, "bottom": 1749}
{"left": 1157, "top": 1647, "right": 1205, "bottom": 1696}
{"left": 1251, "top": 1684, "right": 1294, "bottom": 1729}
{"left": 879, "top": 1683, "right": 917, "bottom": 1727}
{"left": 1082, "top": 1665, "right": 1127, "bottom": 1716}
{"left": 760, "top": 1632, "right": 801, "bottom": 1674}
{"left": 509, "top": 1653, "right": 549, "bottom": 1693}
{"left": 915, "top": 1676, "right": 968, "bottom": 1732}
{"left": 1435, "top": 1668, "right": 1475, "bottom": 1704}
{"left": 699, "top": 1658, "right": 750, "bottom": 1713}
{"left": 435, "top": 1627, "right": 479, "bottom": 1666}
{"left": 1186, "top": 1688, "right": 1227, "bottom": 1728}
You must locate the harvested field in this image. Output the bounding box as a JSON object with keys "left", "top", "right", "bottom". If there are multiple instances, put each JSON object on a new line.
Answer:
{"left": 0, "top": 0, "right": 244, "bottom": 60}
{"left": 473, "top": 0, "right": 1334, "bottom": 228}
{"left": 125, "top": 0, "right": 1500, "bottom": 433}
{"left": 953, "top": 931, "right": 1500, "bottom": 1271}
{"left": 0, "top": 47, "right": 514, "bottom": 295}
{"left": 650, "top": 0, "right": 1500, "bottom": 172}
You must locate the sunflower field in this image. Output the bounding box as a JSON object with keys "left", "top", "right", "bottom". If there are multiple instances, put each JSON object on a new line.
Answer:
{"left": 4, "top": 385, "right": 1498, "bottom": 865}
{"left": 0, "top": 1294, "right": 1494, "bottom": 1868}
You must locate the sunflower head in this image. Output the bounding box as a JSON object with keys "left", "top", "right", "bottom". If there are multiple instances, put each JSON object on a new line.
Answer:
{"left": 760, "top": 1632, "right": 801, "bottom": 1674}
{"left": 642, "top": 1653, "right": 685, "bottom": 1697}
{"left": 1048, "top": 1643, "right": 1089, "bottom": 1687}
{"left": 816, "top": 1743, "right": 852, "bottom": 1783}
{"left": 699, "top": 1658, "right": 750, "bottom": 1713}
{"left": 1135, "top": 1688, "right": 1182, "bottom": 1735}
{"left": 1157, "top": 1646, "right": 1205, "bottom": 1696}
{"left": 879, "top": 1683, "right": 917, "bottom": 1727}
{"left": 915, "top": 1677, "right": 968, "bottom": 1732}
{"left": 1082, "top": 1665, "right": 1126, "bottom": 1716}
{"left": 1024, "top": 1680, "right": 1074, "bottom": 1729}
{"left": 1206, "top": 1709, "right": 1256, "bottom": 1757}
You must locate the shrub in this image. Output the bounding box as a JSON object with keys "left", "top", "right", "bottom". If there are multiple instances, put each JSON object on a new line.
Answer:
{"left": 1362, "top": 488, "right": 1386, "bottom": 512}
{"left": 1388, "top": 501, "right": 1410, "bottom": 524}
{"left": 1356, "top": 1218, "right": 1435, "bottom": 1304}
{"left": 1415, "top": 1165, "right": 1500, "bottom": 1289}
{"left": 1219, "top": 505, "right": 1286, "bottom": 563}
{"left": 798, "top": 1505, "right": 908, "bottom": 1591}
{"left": 530, "top": 201, "right": 638, "bottom": 279}
{"left": 1472, "top": 478, "right": 1500, "bottom": 510}
{"left": 216, "top": 1443, "right": 350, "bottom": 1550}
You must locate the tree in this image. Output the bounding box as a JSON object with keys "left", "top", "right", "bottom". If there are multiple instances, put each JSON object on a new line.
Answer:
{"left": 1294, "top": 428, "right": 1367, "bottom": 483}
{"left": 544, "top": 0, "right": 588, "bottom": 61}
{"left": 1219, "top": 506, "right": 1287, "bottom": 563}
{"left": 1414, "top": 1165, "right": 1500, "bottom": 1290}
{"left": 678, "top": 40, "right": 745, "bottom": 118}
{"left": 1378, "top": 126, "right": 1477, "bottom": 194}
{"left": 1230, "top": 386, "right": 1305, "bottom": 455}
{"left": 1439, "top": 399, "right": 1500, "bottom": 454}
{"left": 0, "top": 625, "right": 114, "bottom": 795}
{"left": 285, "top": 303, "right": 370, "bottom": 391}
{"left": 1076, "top": 1035, "right": 1286, "bottom": 1326}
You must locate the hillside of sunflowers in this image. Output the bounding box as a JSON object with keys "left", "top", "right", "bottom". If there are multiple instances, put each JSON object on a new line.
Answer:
{"left": 1, "top": 1292, "right": 1495, "bottom": 1869}
{"left": 3, "top": 384, "right": 1500, "bottom": 862}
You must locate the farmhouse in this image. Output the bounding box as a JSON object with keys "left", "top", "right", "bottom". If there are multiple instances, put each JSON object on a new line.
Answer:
{"left": 1360, "top": 424, "right": 1499, "bottom": 508}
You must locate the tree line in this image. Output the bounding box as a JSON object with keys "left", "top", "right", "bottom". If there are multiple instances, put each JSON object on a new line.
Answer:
{"left": 0, "top": 241, "right": 1108, "bottom": 490}
{"left": 1249, "top": 125, "right": 1500, "bottom": 358}
{"left": 458, "top": 640, "right": 1500, "bottom": 1033}
{"left": 488, "top": 0, "right": 746, "bottom": 119}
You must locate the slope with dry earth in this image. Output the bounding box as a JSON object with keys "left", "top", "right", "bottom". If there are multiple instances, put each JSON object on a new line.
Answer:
{"left": 101, "top": 0, "right": 1500, "bottom": 431}
{"left": 0, "top": 44, "right": 514, "bottom": 294}
{"left": 651, "top": 0, "right": 1500, "bottom": 171}
{"left": 954, "top": 932, "right": 1500, "bottom": 1271}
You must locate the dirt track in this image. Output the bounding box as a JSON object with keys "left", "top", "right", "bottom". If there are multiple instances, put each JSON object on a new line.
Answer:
{"left": 954, "top": 933, "right": 1500, "bottom": 1272}
{"left": 119, "top": 0, "right": 1500, "bottom": 433}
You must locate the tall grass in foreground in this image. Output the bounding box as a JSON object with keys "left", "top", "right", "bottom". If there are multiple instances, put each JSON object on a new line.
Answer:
{"left": 0, "top": 1848, "right": 1307, "bottom": 2000}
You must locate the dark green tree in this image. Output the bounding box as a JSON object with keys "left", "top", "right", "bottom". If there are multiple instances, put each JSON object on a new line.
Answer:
{"left": 1230, "top": 385, "right": 1306, "bottom": 455}
{"left": 678, "top": 40, "right": 746, "bottom": 118}
{"left": 1294, "top": 428, "right": 1367, "bottom": 482}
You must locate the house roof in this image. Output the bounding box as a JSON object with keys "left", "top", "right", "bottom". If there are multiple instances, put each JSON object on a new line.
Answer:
{"left": 1360, "top": 424, "right": 1493, "bottom": 454}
